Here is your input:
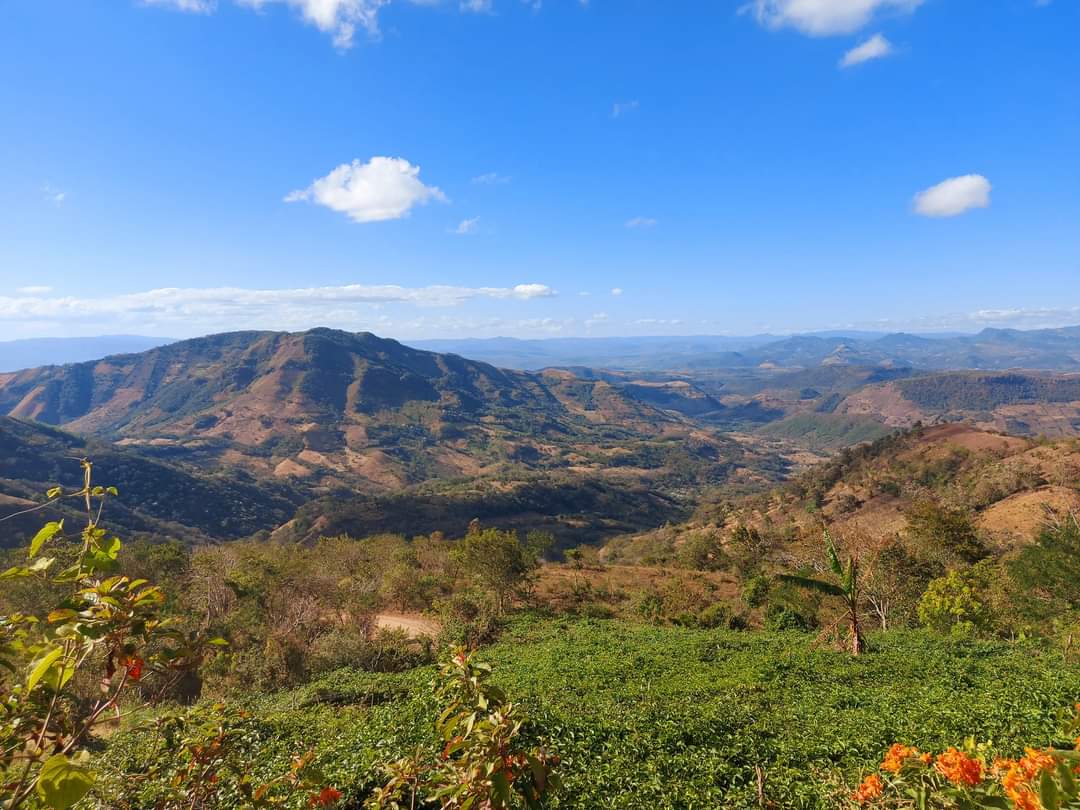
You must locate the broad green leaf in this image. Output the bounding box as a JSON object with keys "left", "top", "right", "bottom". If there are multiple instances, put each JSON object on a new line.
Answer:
{"left": 1057, "top": 761, "right": 1077, "bottom": 798}
{"left": 1040, "top": 769, "right": 1059, "bottom": 810}
{"left": 29, "top": 521, "right": 63, "bottom": 558}
{"left": 27, "top": 646, "right": 63, "bottom": 693}
{"left": 491, "top": 770, "right": 511, "bottom": 807}
{"left": 35, "top": 753, "right": 95, "bottom": 810}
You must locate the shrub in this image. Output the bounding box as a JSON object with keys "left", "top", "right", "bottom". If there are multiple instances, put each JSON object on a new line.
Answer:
{"left": 918, "top": 564, "right": 994, "bottom": 638}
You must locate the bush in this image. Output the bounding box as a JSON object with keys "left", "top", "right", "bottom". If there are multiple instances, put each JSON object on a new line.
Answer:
{"left": 765, "top": 603, "right": 816, "bottom": 632}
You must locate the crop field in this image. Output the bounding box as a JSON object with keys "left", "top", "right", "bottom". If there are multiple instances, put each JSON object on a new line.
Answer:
{"left": 101, "top": 618, "right": 1080, "bottom": 809}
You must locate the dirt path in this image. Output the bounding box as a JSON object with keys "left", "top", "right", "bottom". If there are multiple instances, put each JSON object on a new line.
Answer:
{"left": 374, "top": 613, "right": 440, "bottom": 638}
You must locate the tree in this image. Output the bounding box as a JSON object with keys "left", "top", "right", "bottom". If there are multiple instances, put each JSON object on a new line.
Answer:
{"left": 862, "top": 539, "right": 936, "bottom": 630}
{"left": 917, "top": 563, "right": 993, "bottom": 638}
{"left": 905, "top": 499, "right": 986, "bottom": 565}
{"left": 779, "top": 530, "right": 865, "bottom": 655}
{"left": 452, "top": 527, "right": 540, "bottom": 613}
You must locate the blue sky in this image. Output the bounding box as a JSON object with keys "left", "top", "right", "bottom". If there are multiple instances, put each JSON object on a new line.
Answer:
{"left": 1, "top": 0, "right": 1077, "bottom": 340}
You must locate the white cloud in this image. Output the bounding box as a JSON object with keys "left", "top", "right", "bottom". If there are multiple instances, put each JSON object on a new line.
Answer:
{"left": 0, "top": 282, "right": 557, "bottom": 334}
{"left": 840, "top": 33, "right": 893, "bottom": 67}
{"left": 611, "top": 100, "right": 639, "bottom": 118}
{"left": 913, "top": 174, "right": 991, "bottom": 218}
{"left": 472, "top": 172, "right": 511, "bottom": 185}
{"left": 460, "top": 0, "right": 491, "bottom": 11}
{"left": 42, "top": 185, "right": 66, "bottom": 205}
{"left": 239, "top": 0, "right": 390, "bottom": 47}
{"left": 585, "top": 312, "right": 609, "bottom": 327}
{"left": 744, "top": 0, "right": 923, "bottom": 36}
{"left": 16, "top": 286, "right": 53, "bottom": 295}
{"left": 610, "top": 287, "right": 624, "bottom": 297}
{"left": 286, "top": 157, "right": 446, "bottom": 223}
{"left": 624, "top": 216, "right": 657, "bottom": 229}
{"left": 451, "top": 217, "right": 480, "bottom": 235}
{"left": 141, "top": 0, "right": 216, "bottom": 12}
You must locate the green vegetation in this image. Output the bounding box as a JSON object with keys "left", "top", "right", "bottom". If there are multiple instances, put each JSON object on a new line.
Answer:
{"left": 4, "top": 420, "right": 1080, "bottom": 809}
{"left": 757, "top": 413, "right": 892, "bottom": 450}
{"left": 97, "top": 620, "right": 1080, "bottom": 809}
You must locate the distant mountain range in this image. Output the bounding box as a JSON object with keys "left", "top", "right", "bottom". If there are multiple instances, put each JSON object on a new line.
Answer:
{"left": 4, "top": 326, "right": 1080, "bottom": 548}
{"left": 0, "top": 335, "right": 174, "bottom": 372}
{"left": 412, "top": 326, "right": 1080, "bottom": 371}
{"left": 5, "top": 325, "right": 1078, "bottom": 374}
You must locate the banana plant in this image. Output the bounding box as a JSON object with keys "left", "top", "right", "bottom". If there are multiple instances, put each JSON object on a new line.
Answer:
{"left": 779, "top": 530, "right": 865, "bottom": 655}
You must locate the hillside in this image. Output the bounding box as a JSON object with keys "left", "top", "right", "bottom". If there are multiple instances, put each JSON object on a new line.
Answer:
{"left": 839, "top": 371, "right": 1080, "bottom": 436}
{"left": 0, "top": 328, "right": 780, "bottom": 492}
{"left": 606, "top": 423, "right": 1080, "bottom": 566}
{"left": 0, "top": 416, "right": 305, "bottom": 548}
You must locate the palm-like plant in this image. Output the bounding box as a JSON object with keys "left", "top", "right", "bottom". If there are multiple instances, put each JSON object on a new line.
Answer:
{"left": 779, "top": 530, "right": 864, "bottom": 655}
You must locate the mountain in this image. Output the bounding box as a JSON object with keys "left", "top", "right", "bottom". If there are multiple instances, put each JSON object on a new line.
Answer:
{"left": 0, "top": 328, "right": 791, "bottom": 494}
{"left": 839, "top": 371, "right": 1080, "bottom": 436}
{"left": 0, "top": 335, "right": 173, "bottom": 372}
{"left": 410, "top": 326, "right": 1080, "bottom": 372}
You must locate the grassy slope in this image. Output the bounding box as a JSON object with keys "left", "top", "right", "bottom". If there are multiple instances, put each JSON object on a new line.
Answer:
{"left": 101, "top": 618, "right": 1080, "bottom": 809}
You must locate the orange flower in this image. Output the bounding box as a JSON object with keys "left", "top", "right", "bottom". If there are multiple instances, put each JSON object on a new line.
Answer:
{"left": 934, "top": 748, "right": 984, "bottom": 786}
{"left": 882, "top": 744, "right": 918, "bottom": 773}
{"left": 1009, "top": 790, "right": 1040, "bottom": 810}
{"left": 309, "top": 787, "right": 342, "bottom": 807}
{"left": 852, "top": 773, "right": 883, "bottom": 804}
{"left": 920, "top": 752, "right": 933, "bottom": 765}
{"left": 1018, "top": 748, "right": 1057, "bottom": 780}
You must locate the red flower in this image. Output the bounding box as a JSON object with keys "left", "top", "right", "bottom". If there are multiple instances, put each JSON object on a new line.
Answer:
{"left": 126, "top": 657, "right": 144, "bottom": 682}
{"left": 310, "top": 787, "right": 342, "bottom": 807}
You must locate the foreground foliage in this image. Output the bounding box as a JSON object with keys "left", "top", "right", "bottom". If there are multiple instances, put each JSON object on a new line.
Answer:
{"left": 98, "top": 618, "right": 1080, "bottom": 808}
{"left": 852, "top": 705, "right": 1080, "bottom": 809}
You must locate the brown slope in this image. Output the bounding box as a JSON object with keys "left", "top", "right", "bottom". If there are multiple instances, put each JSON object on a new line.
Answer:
{"left": 0, "top": 328, "right": 751, "bottom": 492}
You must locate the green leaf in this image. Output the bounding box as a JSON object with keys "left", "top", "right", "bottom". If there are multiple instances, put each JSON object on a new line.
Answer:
{"left": 27, "top": 646, "right": 64, "bottom": 693}
{"left": 491, "top": 770, "right": 512, "bottom": 807}
{"left": 29, "top": 521, "right": 63, "bottom": 558}
{"left": 1040, "top": 769, "right": 1059, "bottom": 810}
{"left": 1058, "top": 761, "right": 1077, "bottom": 798}
{"left": 35, "top": 753, "right": 95, "bottom": 810}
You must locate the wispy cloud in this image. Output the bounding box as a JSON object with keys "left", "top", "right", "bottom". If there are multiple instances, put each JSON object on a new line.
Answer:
{"left": 0, "top": 283, "right": 558, "bottom": 334}
{"left": 743, "top": 0, "right": 923, "bottom": 36}
{"left": 610, "top": 287, "right": 624, "bottom": 297}
{"left": 913, "top": 174, "right": 991, "bottom": 218}
{"left": 624, "top": 216, "right": 656, "bottom": 229}
{"left": 611, "top": 100, "right": 639, "bottom": 118}
{"left": 286, "top": 157, "right": 446, "bottom": 223}
{"left": 471, "top": 172, "right": 511, "bottom": 185}
{"left": 840, "top": 33, "right": 893, "bottom": 67}
{"left": 42, "top": 185, "right": 67, "bottom": 206}
{"left": 451, "top": 216, "right": 480, "bottom": 235}
{"left": 141, "top": 0, "right": 216, "bottom": 12}
{"left": 146, "top": 0, "right": 493, "bottom": 48}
